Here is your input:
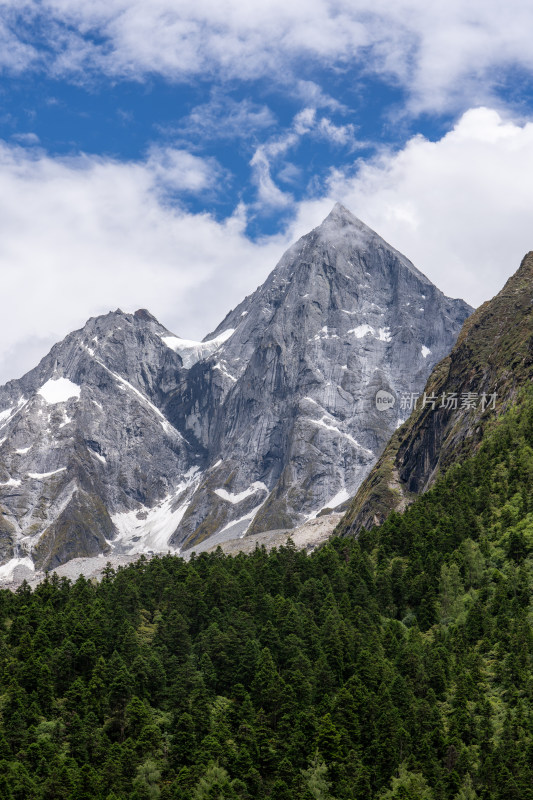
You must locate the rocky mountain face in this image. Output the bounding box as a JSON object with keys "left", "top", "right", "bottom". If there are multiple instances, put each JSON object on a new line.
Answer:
{"left": 0, "top": 309, "right": 199, "bottom": 571}
{"left": 337, "top": 250, "right": 533, "bottom": 538}
{"left": 169, "top": 204, "right": 472, "bottom": 548}
{"left": 0, "top": 204, "right": 472, "bottom": 572}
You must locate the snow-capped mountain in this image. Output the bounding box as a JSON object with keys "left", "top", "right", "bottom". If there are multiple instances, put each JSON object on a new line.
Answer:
{"left": 167, "top": 204, "right": 472, "bottom": 547}
{"left": 0, "top": 205, "right": 472, "bottom": 572}
{"left": 0, "top": 309, "right": 200, "bottom": 571}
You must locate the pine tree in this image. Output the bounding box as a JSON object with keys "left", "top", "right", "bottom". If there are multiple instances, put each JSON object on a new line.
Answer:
{"left": 301, "top": 752, "right": 334, "bottom": 800}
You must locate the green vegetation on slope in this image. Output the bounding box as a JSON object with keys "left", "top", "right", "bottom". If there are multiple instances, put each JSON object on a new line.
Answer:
{"left": 0, "top": 390, "right": 532, "bottom": 799}
{"left": 337, "top": 251, "right": 533, "bottom": 537}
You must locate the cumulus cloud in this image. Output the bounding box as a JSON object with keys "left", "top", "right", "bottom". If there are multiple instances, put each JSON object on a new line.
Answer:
{"left": 3, "top": 1, "right": 533, "bottom": 114}
{"left": 145, "top": 146, "right": 225, "bottom": 196}
{"left": 0, "top": 141, "right": 289, "bottom": 383}
{"left": 2, "top": 107, "right": 533, "bottom": 385}
{"left": 291, "top": 107, "right": 533, "bottom": 307}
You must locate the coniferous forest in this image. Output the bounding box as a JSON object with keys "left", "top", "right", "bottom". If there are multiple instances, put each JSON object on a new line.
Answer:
{"left": 0, "top": 391, "right": 532, "bottom": 800}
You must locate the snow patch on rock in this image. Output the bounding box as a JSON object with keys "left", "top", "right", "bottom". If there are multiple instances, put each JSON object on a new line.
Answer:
{"left": 112, "top": 497, "right": 188, "bottom": 554}
{"left": 305, "top": 416, "right": 373, "bottom": 455}
{"left": 348, "top": 324, "right": 374, "bottom": 338}
{"left": 217, "top": 500, "right": 267, "bottom": 539}
{"left": 0, "top": 407, "right": 14, "bottom": 425}
{"left": 0, "top": 478, "right": 21, "bottom": 487}
{"left": 213, "top": 362, "right": 237, "bottom": 382}
{"left": 112, "top": 469, "right": 202, "bottom": 554}
{"left": 161, "top": 328, "right": 235, "bottom": 368}
{"left": 38, "top": 378, "right": 81, "bottom": 404}
{"left": 214, "top": 482, "right": 268, "bottom": 504}
{"left": 324, "top": 488, "right": 351, "bottom": 509}
{"left": 28, "top": 468, "right": 66, "bottom": 480}
{"left": 91, "top": 353, "right": 183, "bottom": 439}
{"left": 347, "top": 325, "right": 391, "bottom": 342}
{"left": 307, "top": 488, "right": 352, "bottom": 520}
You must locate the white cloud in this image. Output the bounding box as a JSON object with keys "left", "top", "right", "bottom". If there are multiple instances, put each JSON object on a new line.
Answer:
{"left": 11, "top": 132, "right": 40, "bottom": 145}
{"left": 3, "top": 1, "right": 533, "bottom": 113}
{"left": 317, "top": 118, "right": 357, "bottom": 147}
{"left": 0, "top": 15, "right": 38, "bottom": 72}
{"left": 250, "top": 107, "right": 358, "bottom": 208}
{"left": 146, "top": 146, "right": 224, "bottom": 195}
{"left": 293, "top": 81, "right": 347, "bottom": 112}
{"left": 0, "top": 141, "right": 289, "bottom": 383}
{"left": 250, "top": 147, "right": 293, "bottom": 209}
{"left": 249, "top": 111, "right": 316, "bottom": 209}
{"left": 291, "top": 107, "right": 533, "bottom": 307}
{"left": 174, "top": 95, "right": 276, "bottom": 142}
{"left": 2, "top": 107, "right": 533, "bottom": 386}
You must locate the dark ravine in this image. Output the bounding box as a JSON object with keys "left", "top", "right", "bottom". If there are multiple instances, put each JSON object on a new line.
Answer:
{"left": 0, "top": 205, "right": 472, "bottom": 572}
{"left": 337, "top": 250, "right": 533, "bottom": 538}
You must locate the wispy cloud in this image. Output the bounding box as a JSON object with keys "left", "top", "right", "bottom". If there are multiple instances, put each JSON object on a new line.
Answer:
{"left": 293, "top": 81, "right": 347, "bottom": 113}
{"left": 2, "top": 2, "right": 533, "bottom": 114}
{"left": 146, "top": 146, "right": 226, "bottom": 197}
{"left": 0, "top": 14, "right": 38, "bottom": 72}
{"left": 250, "top": 107, "right": 359, "bottom": 208}
{"left": 11, "top": 132, "right": 40, "bottom": 145}
{"left": 292, "top": 107, "right": 533, "bottom": 307}
{"left": 250, "top": 148, "right": 293, "bottom": 208}
{"left": 173, "top": 95, "right": 277, "bottom": 144}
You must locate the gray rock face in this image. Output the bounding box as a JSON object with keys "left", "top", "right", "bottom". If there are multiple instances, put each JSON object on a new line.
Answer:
{"left": 0, "top": 309, "right": 196, "bottom": 570}
{"left": 168, "top": 204, "right": 472, "bottom": 547}
{"left": 0, "top": 205, "right": 472, "bottom": 572}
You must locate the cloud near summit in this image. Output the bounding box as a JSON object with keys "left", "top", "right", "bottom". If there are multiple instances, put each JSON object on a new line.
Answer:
{"left": 1, "top": 107, "right": 533, "bottom": 384}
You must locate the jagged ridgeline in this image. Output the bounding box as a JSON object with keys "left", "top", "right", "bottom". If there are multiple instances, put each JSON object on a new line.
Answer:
{"left": 0, "top": 379, "right": 531, "bottom": 798}
{"left": 0, "top": 205, "right": 471, "bottom": 573}
{"left": 337, "top": 250, "right": 533, "bottom": 537}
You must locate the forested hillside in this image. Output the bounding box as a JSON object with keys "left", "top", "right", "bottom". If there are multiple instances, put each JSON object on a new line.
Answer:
{"left": 0, "top": 390, "right": 532, "bottom": 799}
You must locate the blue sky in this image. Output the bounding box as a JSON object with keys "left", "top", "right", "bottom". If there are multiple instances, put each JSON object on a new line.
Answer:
{"left": 2, "top": 1, "right": 533, "bottom": 382}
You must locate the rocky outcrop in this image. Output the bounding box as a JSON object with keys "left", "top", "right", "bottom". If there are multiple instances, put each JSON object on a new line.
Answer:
{"left": 0, "top": 310, "right": 195, "bottom": 569}
{"left": 0, "top": 205, "right": 472, "bottom": 569}
{"left": 168, "top": 204, "right": 471, "bottom": 548}
{"left": 337, "top": 251, "right": 533, "bottom": 537}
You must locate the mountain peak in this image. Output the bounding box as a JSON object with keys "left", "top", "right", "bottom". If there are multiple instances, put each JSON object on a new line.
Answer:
{"left": 317, "top": 202, "right": 371, "bottom": 236}
{"left": 325, "top": 201, "right": 360, "bottom": 223}
{"left": 134, "top": 308, "right": 158, "bottom": 322}
{"left": 504, "top": 250, "right": 533, "bottom": 294}
{"left": 291, "top": 203, "right": 434, "bottom": 290}
{"left": 312, "top": 203, "right": 402, "bottom": 262}
{"left": 0, "top": 206, "right": 473, "bottom": 573}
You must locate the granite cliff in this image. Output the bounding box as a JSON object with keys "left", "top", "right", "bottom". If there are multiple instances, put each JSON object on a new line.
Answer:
{"left": 0, "top": 205, "right": 472, "bottom": 572}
